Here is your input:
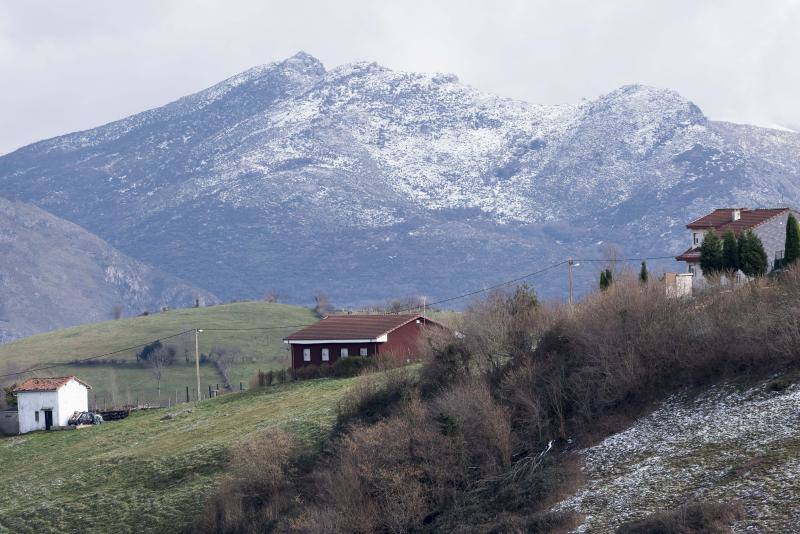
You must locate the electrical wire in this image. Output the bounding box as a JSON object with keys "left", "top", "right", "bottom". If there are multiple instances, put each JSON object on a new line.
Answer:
{"left": 1, "top": 254, "right": 676, "bottom": 379}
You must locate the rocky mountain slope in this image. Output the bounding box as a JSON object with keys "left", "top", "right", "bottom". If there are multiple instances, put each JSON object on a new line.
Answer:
{"left": 553, "top": 378, "right": 800, "bottom": 532}
{"left": 1, "top": 52, "right": 799, "bottom": 304}
{"left": 0, "top": 197, "right": 216, "bottom": 342}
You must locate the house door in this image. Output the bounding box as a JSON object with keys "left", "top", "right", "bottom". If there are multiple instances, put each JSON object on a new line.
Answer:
{"left": 43, "top": 410, "right": 53, "bottom": 430}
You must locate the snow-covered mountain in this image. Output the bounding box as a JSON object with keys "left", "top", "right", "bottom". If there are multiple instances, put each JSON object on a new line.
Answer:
{"left": 2, "top": 52, "right": 799, "bottom": 304}
{"left": 0, "top": 197, "right": 217, "bottom": 342}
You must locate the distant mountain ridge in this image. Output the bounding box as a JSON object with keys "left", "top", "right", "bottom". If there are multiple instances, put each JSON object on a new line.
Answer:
{"left": 1, "top": 52, "right": 799, "bottom": 305}
{"left": 0, "top": 197, "right": 217, "bottom": 342}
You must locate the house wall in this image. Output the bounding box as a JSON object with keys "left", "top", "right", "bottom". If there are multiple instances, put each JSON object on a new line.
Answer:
{"left": 378, "top": 318, "right": 433, "bottom": 360}
{"left": 17, "top": 380, "right": 88, "bottom": 434}
{"left": 754, "top": 211, "right": 800, "bottom": 269}
{"left": 57, "top": 380, "right": 89, "bottom": 426}
{"left": 17, "top": 391, "right": 59, "bottom": 434}
{"left": 291, "top": 342, "right": 379, "bottom": 368}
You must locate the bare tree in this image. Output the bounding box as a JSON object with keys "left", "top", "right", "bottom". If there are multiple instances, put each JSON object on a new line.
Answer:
{"left": 262, "top": 289, "right": 285, "bottom": 303}
{"left": 314, "top": 293, "right": 332, "bottom": 317}
{"left": 209, "top": 345, "right": 241, "bottom": 390}
{"left": 149, "top": 346, "right": 176, "bottom": 402}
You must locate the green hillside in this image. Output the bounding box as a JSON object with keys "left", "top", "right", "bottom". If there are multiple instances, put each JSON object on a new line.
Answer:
{"left": 0, "top": 377, "right": 357, "bottom": 533}
{"left": 0, "top": 301, "right": 318, "bottom": 403}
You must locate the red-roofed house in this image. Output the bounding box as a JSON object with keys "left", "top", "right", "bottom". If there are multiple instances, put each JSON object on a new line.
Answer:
{"left": 14, "top": 376, "right": 91, "bottom": 433}
{"left": 676, "top": 207, "right": 800, "bottom": 283}
{"left": 284, "top": 314, "right": 443, "bottom": 368}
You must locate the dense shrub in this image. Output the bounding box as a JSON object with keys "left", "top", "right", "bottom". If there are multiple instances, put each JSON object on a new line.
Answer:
{"left": 336, "top": 369, "right": 417, "bottom": 427}
{"left": 329, "top": 356, "right": 374, "bottom": 377}
{"left": 196, "top": 430, "right": 299, "bottom": 534}
{"left": 616, "top": 501, "right": 744, "bottom": 533}
{"left": 203, "top": 270, "right": 800, "bottom": 533}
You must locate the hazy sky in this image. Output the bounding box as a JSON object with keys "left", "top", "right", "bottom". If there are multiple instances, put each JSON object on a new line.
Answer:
{"left": 1, "top": 0, "right": 798, "bottom": 155}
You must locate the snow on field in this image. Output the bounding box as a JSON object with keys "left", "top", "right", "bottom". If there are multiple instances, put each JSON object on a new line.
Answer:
{"left": 554, "top": 379, "right": 800, "bottom": 532}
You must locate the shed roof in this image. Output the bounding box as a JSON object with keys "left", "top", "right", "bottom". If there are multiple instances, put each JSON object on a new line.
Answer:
{"left": 14, "top": 376, "right": 92, "bottom": 393}
{"left": 686, "top": 208, "right": 790, "bottom": 234}
{"left": 284, "top": 314, "right": 437, "bottom": 341}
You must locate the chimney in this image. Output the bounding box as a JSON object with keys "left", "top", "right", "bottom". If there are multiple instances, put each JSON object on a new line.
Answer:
{"left": 732, "top": 208, "right": 741, "bottom": 221}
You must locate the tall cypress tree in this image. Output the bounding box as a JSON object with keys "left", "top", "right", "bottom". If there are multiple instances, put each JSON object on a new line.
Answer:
{"left": 599, "top": 268, "right": 613, "bottom": 291}
{"left": 785, "top": 213, "right": 800, "bottom": 266}
{"left": 699, "top": 230, "right": 724, "bottom": 275}
{"left": 738, "top": 230, "right": 768, "bottom": 277}
{"left": 639, "top": 261, "right": 648, "bottom": 283}
{"left": 722, "top": 230, "right": 739, "bottom": 272}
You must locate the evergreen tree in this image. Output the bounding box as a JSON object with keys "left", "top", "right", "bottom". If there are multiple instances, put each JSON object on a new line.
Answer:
{"left": 738, "top": 230, "right": 768, "bottom": 277}
{"left": 785, "top": 213, "right": 800, "bottom": 266}
{"left": 639, "top": 261, "right": 648, "bottom": 283}
{"left": 599, "top": 268, "right": 613, "bottom": 291}
{"left": 699, "top": 230, "right": 724, "bottom": 275}
{"left": 722, "top": 230, "right": 739, "bottom": 272}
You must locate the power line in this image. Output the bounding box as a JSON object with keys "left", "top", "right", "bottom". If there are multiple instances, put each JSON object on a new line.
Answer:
{"left": 393, "top": 260, "right": 569, "bottom": 314}
{"left": 1, "top": 254, "right": 677, "bottom": 379}
{"left": 572, "top": 255, "right": 676, "bottom": 262}
{"left": 0, "top": 329, "right": 195, "bottom": 379}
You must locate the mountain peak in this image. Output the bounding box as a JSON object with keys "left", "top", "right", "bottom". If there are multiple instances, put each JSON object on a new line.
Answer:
{"left": 281, "top": 51, "right": 326, "bottom": 75}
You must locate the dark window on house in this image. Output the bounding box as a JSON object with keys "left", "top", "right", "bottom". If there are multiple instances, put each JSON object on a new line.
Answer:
{"left": 340, "top": 348, "right": 348, "bottom": 358}
{"left": 35, "top": 411, "right": 39, "bottom": 423}
{"left": 303, "top": 348, "right": 311, "bottom": 362}
{"left": 359, "top": 347, "right": 368, "bottom": 356}
{"left": 321, "top": 348, "right": 330, "bottom": 362}
{"left": 693, "top": 232, "right": 700, "bottom": 245}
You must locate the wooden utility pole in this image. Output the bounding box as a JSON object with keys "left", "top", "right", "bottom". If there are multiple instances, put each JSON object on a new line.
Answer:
{"left": 195, "top": 329, "right": 202, "bottom": 401}
{"left": 568, "top": 258, "right": 574, "bottom": 306}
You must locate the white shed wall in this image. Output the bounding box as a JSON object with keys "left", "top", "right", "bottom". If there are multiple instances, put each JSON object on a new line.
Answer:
{"left": 57, "top": 380, "right": 89, "bottom": 426}
{"left": 16, "top": 379, "right": 89, "bottom": 434}
{"left": 17, "top": 391, "right": 59, "bottom": 434}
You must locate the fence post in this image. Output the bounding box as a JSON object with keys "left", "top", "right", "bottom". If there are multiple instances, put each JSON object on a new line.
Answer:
{"left": 208, "top": 384, "right": 212, "bottom": 398}
{"left": 186, "top": 386, "right": 189, "bottom": 403}
{"left": 240, "top": 382, "right": 243, "bottom": 391}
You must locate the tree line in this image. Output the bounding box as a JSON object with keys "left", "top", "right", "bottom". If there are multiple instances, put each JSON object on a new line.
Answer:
{"left": 698, "top": 213, "right": 800, "bottom": 277}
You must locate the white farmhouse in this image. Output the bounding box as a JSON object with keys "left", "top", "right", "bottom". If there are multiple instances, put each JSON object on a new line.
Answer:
{"left": 14, "top": 376, "right": 91, "bottom": 434}
{"left": 676, "top": 207, "right": 800, "bottom": 285}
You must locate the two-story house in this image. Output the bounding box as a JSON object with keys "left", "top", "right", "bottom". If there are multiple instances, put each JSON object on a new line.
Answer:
{"left": 676, "top": 207, "right": 800, "bottom": 284}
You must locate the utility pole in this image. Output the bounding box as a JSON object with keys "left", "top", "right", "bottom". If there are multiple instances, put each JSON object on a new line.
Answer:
{"left": 422, "top": 296, "right": 427, "bottom": 319}
{"left": 568, "top": 258, "right": 574, "bottom": 306}
{"left": 195, "top": 328, "right": 203, "bottom": 401}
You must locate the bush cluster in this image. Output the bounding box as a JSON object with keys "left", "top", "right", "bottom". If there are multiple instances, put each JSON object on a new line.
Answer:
{"left": 249, "top": 356, "right": 378, "bottom": 390}
{"left": 202, "top": 269, "right": 800, "bottom": 533}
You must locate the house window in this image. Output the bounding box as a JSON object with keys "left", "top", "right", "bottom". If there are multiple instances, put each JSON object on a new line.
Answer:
{"left": 776, "top": 250, "right": 785, "bottom": 260}
{"left": 321, "top": 348, "right": 330, "bottom": 362}
{"left": 359, "top": 347, "right": 368, "bottom": 357}
{"left": 303, "top": 348, "right": 311, "bottom": 362}
{"left": 340, "top": 348, "right": 349, "bottom": 358}
{"left": 693, "top": 232, "right": 699, "bottom": 245}
{"left": 688, "top": 265, "right": 696, "bottom": 275}
{"left": 35, "top": 411, "right": 40, "bottom": 423}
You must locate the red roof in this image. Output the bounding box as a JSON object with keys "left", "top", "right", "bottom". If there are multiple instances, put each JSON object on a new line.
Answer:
{"left": 14, "top": 376, "right": 92, "bottom": 392}
{"left": 686, "top": 208, "right": 790, "bottom": 235}
{"left": 284, "top": 314, "right": 438, "bottom": 341}
{"left": 675, "top": 247, "right": 700, "bottom": 262}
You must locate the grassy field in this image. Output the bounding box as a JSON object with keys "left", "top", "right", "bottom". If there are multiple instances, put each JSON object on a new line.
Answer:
{"left": 0, "top": 301, "right": 318, "bottom": 402}
{"left": 0, "top": 377, "right": 358, "bottom": 533}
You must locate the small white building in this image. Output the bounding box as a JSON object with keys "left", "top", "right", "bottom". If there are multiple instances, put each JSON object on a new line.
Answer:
{"left": 14, "top": 376, "right": 91, "bottom": 434}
